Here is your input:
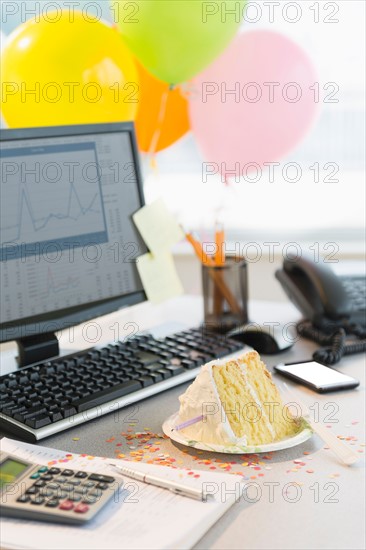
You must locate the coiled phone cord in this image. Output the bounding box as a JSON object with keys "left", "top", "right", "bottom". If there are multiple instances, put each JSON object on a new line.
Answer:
{"left": 297, "top": 317, "right": 366, "bottom": 366}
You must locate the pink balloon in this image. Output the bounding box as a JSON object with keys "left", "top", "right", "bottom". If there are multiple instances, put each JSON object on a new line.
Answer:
{"left": 189, "top": 30, "right": 318, "bottom": 181}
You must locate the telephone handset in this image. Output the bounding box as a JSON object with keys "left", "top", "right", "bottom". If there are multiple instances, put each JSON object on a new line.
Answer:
{"left": 275, "top": 255, "right": 366, "bottom": 365}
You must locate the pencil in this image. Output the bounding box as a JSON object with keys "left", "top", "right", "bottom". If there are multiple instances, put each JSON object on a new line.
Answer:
{"left": 184, "top": 229, "right": 241, "bottom": 315}
{"left": 215, "top": 223, "right": 225, "bottom": 267}
{"left": 185, "top": 232, "right": 214, "bottom": 266}
{"left": 213, "top": 223, "right": 225, "bottom": 316}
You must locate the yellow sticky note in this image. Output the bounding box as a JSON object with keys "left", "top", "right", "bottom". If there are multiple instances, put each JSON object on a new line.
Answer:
{"left": 133, "top": 198, "right": 184, "bottom": 255}
{"left": 137, "top": 253, "right": 184, "bottom": 304}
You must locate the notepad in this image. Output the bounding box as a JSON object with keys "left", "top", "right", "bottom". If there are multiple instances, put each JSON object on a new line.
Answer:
{"left": 1, "top": 438, "right": 241, "bottom": 550}
{"left": 136, "top": 252, "right": 184, "bottom": 304}
{"left": 133, "top": 198, "right": 184, "bottom": 255}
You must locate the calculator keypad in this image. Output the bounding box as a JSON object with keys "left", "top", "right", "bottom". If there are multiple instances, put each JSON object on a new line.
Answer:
{"left": 16, "top": 466, "right": 116, "bottom": 519}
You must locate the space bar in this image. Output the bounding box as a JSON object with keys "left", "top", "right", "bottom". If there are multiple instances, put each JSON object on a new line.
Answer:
{"left": 72, "top": 381, "right": 142, "bottom": 412}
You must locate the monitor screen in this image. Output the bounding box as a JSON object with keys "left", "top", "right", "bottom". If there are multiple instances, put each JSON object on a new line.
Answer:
{"left": 0, "top": 123, "right": 147, "bottom": 342}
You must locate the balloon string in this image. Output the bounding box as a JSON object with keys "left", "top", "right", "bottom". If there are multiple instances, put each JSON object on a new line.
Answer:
{"left": 148, "top": 87, "right": 170, "bottom": 162}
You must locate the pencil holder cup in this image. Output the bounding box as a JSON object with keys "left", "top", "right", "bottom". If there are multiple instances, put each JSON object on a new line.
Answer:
{"left": 202, "top": 256, "right": 248, "bottom": 333}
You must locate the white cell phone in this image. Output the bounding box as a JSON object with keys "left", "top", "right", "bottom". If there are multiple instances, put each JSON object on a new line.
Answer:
{"left": 274, "top": 360, "right": 360, "bottom": 393}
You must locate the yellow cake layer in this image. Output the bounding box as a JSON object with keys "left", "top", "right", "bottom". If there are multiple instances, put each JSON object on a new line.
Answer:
{"left": 212, "top": 352, "right": 298, "bottom": 446}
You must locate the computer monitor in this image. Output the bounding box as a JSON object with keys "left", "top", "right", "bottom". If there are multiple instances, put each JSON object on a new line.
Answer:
{"left": 0, "top": 122, "right": 147, "bottom": 366}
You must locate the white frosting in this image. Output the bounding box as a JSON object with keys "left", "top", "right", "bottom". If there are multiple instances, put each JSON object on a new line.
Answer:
{"left": 178, "top": 355, "right": 275, "bottom": 445}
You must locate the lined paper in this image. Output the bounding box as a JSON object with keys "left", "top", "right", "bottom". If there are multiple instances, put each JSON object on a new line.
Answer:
{"left": 1, "top": 438, "right": 241, "bottom": 550}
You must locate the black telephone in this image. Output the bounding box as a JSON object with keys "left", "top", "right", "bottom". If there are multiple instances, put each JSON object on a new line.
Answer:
{"left": 275, "top": 255, "right": 366, "bottom": 365}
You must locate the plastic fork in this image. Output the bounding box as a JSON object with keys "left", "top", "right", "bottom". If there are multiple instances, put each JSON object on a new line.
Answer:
{"left": 281, "top": 383, "right": 360, "bottom": 466}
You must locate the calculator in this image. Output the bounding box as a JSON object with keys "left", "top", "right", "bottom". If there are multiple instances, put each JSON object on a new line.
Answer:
{"left": 0, "top": 452, "right": 119, "bottom": 524}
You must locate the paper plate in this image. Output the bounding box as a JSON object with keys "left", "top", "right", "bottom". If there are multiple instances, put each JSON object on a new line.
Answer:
{"left": 162, "top": 412, "right": 313, "bottom": 454}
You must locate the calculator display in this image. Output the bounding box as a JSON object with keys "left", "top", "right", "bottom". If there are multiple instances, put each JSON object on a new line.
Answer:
{"left": 0, "top": 458, "right": 29, "bottom": 489}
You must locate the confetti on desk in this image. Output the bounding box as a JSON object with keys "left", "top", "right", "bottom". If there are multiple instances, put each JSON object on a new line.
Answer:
{"left": 96, "top": 421, "right": 365, "bottom": 483}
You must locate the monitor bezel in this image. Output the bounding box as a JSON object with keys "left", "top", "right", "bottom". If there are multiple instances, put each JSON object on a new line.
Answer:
{"left": 0, "top": 122, "right": 147, "bottom": 343}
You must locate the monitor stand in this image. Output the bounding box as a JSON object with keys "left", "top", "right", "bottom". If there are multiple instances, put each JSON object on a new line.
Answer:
{"left": 16, "top": 332, "right": 60, "bottom": 368}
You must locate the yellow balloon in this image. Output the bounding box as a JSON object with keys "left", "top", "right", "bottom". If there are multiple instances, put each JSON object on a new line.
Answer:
{"left": 0, "top": 12, "right": 139, "bottom": 127}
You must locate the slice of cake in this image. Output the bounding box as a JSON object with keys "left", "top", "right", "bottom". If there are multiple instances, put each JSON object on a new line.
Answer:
{"left": 178, "top": 351, "right": 299, "bottom": 446}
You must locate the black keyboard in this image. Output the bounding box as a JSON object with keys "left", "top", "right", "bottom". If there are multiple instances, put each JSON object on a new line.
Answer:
{"left": 0, "top": 328, "right": 243, "bottom": 441}
{"left": 340, "top": 275, "right": 366, "bottom": 327}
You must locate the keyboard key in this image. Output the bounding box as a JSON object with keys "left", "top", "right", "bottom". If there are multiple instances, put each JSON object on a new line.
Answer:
{"left": 114, "top": 374, "right": 131, "bottom": 383}
{"left": 3, "top": 405, "right": 26, "bottom": 418}
{"left": 62, "top": 406, "right": 77, "bottom": 418}
{"left": 160, "top": 351, "right": 174, "bottom": 359}
{"left": 149, "top": 373, "right": 163, "bottom": 383}
{"left": 50, "top": 411, "right": 63, "bottom": 423}
{"left": 26, "top": 390, "right": 38, "bottom": 400}
{"left": 56, "top": 398, "right": 70, "bottom": 407}
{"left": 67, "top": 391, "right": 83, "bottom": 402}
{"left": 157, "top": 369, "right": 171, "bottom": 379}
{"left": 138, "top": 376, "right": 154, "bottom": 387}
{"left": 25, "top": 415, "right": 52, "bottom": 429}
{"left": 181, "top": 360, "right": 197, "bottom": 370}
{"left": 0, "top": 400, "right": 15, "bottom": 412}
{"left": 166, "top": 365, "right": 185, "bottom": 376}
{"left": 145, "top": 363, "right": 164, "bottom": 373}
{"left": 22, "top": 406, "right": 48, "bottom": 419}
{"left": 133, "top": 351, "right": 163, "bottom": 365}
{"left": 96, "top": 382, "right": 112, "bottom": 391}
{"left": 72, "top": 380, "right": 142, "bottom": 412}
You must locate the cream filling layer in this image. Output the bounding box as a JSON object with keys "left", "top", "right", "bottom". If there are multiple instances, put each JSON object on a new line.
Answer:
{"left": 237, "top": 362, "right": 276, "bottom": 439}
{"left": 179, "top": 356, "right": 276, "bottom": 445}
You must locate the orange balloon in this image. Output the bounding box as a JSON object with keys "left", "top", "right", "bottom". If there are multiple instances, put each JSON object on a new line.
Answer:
{"left": 135, "top": 63, "right": 190, "bottom": 153}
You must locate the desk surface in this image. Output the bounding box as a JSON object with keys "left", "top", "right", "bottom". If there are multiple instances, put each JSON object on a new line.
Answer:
{"left": 1, "top": 297, "right": 365, "bottom": 550}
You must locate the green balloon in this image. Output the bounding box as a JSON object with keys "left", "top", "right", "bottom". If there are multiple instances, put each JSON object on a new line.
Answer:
{"left": 115, "top": 0, "right": 245, "bottom": 84}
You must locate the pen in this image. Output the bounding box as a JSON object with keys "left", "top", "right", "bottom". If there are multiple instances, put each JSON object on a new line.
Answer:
{"left": 109, "top": 463, "right": 205, "bottom": 501}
